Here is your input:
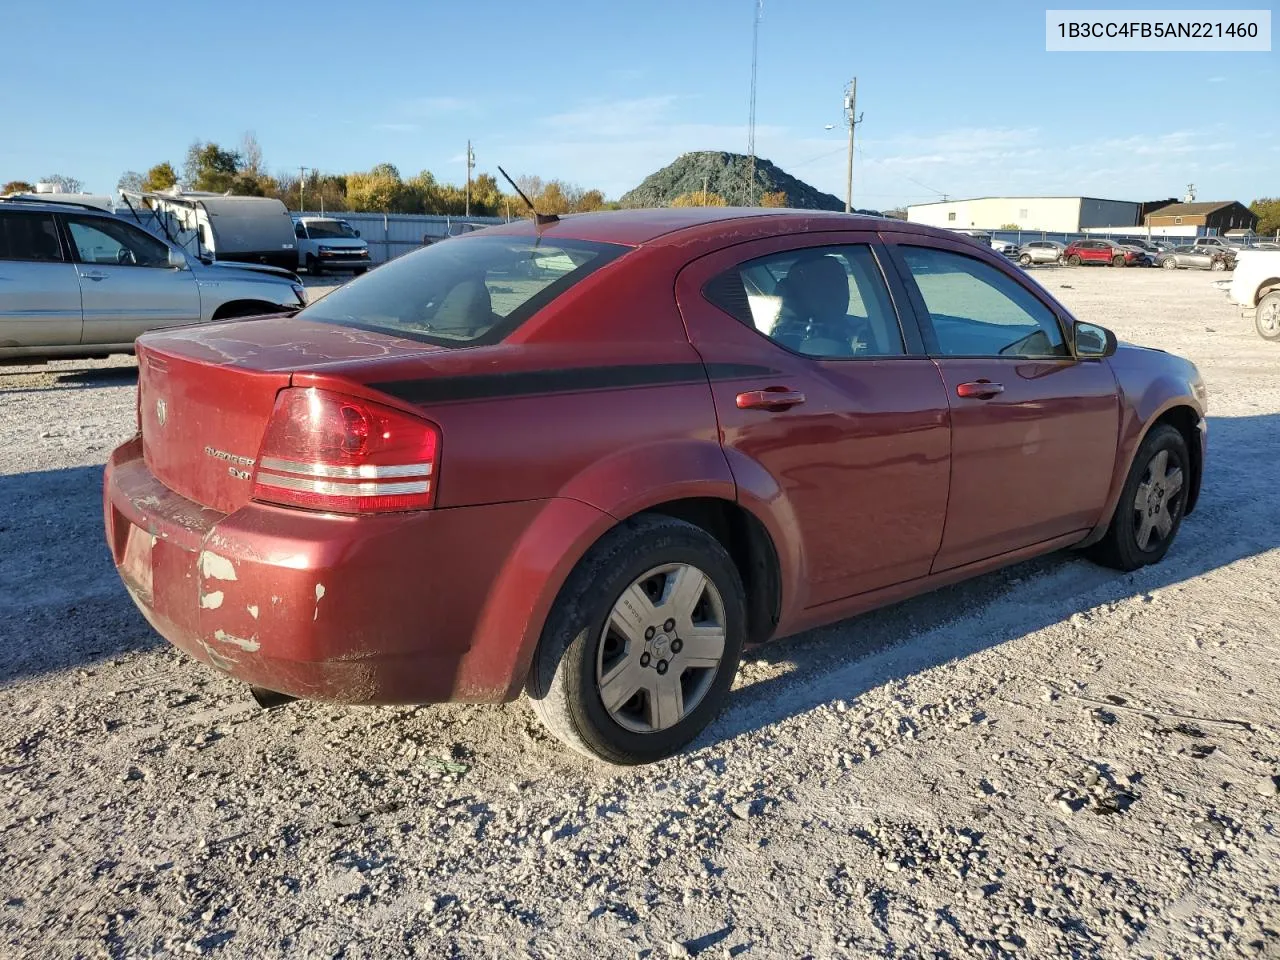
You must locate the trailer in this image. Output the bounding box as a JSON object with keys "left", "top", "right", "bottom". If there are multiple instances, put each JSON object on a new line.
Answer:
{"left": 120, "top": 190, "right": 297, "bottom": 271}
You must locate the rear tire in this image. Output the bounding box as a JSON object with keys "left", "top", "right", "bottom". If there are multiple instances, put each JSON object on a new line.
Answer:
{"left": 1256, "top": 291, "right": 1280, "bottom": 341}
{"left": 1088, "top": 424, "right": 1190, "bottom": 571}
{"left": 1068, "top": 254, "right": 1081, "bottom": 266}
{"left": 526, "top": 515, "right": 747, "bottom": 765}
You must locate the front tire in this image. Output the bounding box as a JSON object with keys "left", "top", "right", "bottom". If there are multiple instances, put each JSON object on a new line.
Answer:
{"left": 1111, "top": 255, "right": 1125, "bottom": 267}
{"left": 1256, "top": 291, "right": 1280, "bottom": 341}
{"left": 1210, "top": 258, "right": 1227, "bottom": 272}
{"left": 1162, "top": 258, "right": 1177, "bottom": 270}
{"left": 526, "top": 515, "right": 747, "bottom": 765}
{"left": 1088, "top": 424, "right": 1190, "bottom": 571}
{"left": 1019, "top": 254, "right": 1032, "bottom": 266}
{"left": 306, "top": 255, "right": 323, "bottom": 276}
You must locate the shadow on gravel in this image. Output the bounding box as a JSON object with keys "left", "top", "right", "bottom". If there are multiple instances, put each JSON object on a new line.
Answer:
{"left": 709, "top": 412, "right": 1280, "bottom": 748}
{"left": 0, "top": 362, "right": 138, "bottom": 395}
{"left": 0, "top": 465, "right": 157, "bottom": 688}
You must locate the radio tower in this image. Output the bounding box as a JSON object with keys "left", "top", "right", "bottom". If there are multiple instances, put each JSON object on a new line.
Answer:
{"left": 745, "top": 0, "right": 763, "bottom": 205}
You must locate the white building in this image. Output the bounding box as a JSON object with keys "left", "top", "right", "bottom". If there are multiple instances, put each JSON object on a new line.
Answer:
{"left": 906, "top": 196, "right": 1140, "bottom": 233}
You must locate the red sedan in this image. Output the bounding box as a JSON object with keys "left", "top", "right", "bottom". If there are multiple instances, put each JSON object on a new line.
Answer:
{"left": 1064, "top": 238, "right": 1148, "bottom": 267}
{"left": 104, "top": 209, "right": 1207, "bottom": 764}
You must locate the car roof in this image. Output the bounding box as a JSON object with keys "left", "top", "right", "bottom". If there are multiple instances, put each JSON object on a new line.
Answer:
{"left": 478, "top": 207, "right": 896, "bottom": 246}
{"left": 0, "top": 198, "right": 115, "bottom": 216}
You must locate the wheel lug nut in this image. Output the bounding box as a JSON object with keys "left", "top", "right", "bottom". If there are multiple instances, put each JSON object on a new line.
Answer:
{"left": 640, "top": 653, "right": 651, "bottom": 667}
{"left": 644, "top": 626, "right": 655, "bottom": 640}
{"left": 671, "top": 639, "right": 683, "bottom": 653}
{"left": 663, "top": 619, "right": 675, "bottom": 632}
{"left": 656, "top": 660, "right": 668, "bottom": 675}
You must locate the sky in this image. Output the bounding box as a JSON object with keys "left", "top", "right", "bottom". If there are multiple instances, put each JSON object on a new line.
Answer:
{"left": 1, "top": 1, "right": 1276, "bottom": 209}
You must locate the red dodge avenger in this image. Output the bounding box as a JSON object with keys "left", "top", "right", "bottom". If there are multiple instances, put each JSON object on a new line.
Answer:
{"left": 104, "top": 208, "right": 1207, "bottom": 764}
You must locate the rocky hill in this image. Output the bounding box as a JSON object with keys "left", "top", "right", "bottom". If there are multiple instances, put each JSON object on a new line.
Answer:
{"left": 620, "top": 150, "right": 878, "bottom": 214}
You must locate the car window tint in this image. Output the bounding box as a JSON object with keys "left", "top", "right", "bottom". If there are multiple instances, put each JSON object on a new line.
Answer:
{"left": 900, "top": 245, "right": 1068, "bottom": 359}
{"left": 0, "top": 213, "right": 63, "bottom": 262}
{"left": 298, "top": 235, "right": 625, "bottom": 347}
{"left": 66, "top": 217, "right": 169, "bottom": 267}
{"left": 703, "top": 245, "right": 904, "bottom": 358}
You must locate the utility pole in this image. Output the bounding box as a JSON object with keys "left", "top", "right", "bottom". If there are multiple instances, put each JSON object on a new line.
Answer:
{"left": 465, "top": 141, "right": 475, "bottom": 217}
{"left": 745, "top": 0, "right": 763, "bottom": 205}
{"left": 298, "top": 166, "right": 312, "bottom": 215}
{"left": 843, "top": 79, "right": 863, "bottom": 214}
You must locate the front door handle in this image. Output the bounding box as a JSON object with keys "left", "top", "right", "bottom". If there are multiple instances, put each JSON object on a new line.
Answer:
{"left": 81, "top": 271, "right": 108, "bottom": 281}
{"left": 956, "top": 380, "right": 1004, "bottom": 399}
{"left": 736, "top": 387, "right": 807, "bottom": 411}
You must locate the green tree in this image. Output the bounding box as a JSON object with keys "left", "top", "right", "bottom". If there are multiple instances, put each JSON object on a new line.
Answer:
{"left": 142, "top": 162, "right": 179, "bottom": 192}
{"left": 2, "top": 180, "right": 35, "bottom": 194}
{"left": 671, "top": 190, "right": 727, "bottom": 207}
{"left": 346, "top": 167, "right": 404, "bottom": 212}
{"left": 1251, "top": 197, "right": 1280, "bottom": 238}
{"left": 184, "top": 141, "right": 241, "bottom": 192}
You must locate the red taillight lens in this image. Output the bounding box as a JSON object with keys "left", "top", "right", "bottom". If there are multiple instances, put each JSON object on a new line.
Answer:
{"left": 251, "top": 387, "right": 439, "bottom": 514}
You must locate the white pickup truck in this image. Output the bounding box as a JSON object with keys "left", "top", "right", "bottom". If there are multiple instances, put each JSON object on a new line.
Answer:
{"left": 1215, "top": 250, "right": 1280, "bottom": 341}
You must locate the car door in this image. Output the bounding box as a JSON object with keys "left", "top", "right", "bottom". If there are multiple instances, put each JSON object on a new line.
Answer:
{"left": 0, "top": 210, "right": 82, "bottom": 351}
{"left": 676, "top": 233, "right": 951, "bottom": 607}
{"left": 62, "top": 215, "right": 200, "bottom": 345}
{"left": 886, "top": 238, "right": 1119, "bottom": 571}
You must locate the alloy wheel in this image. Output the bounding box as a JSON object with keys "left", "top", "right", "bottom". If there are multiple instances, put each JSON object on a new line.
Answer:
{"left": 595, "top": 563, "right": 726, "bottom": 733}
{"left": 1132, "top": 449, "right": 1185, "bottom": 551}
{"left": 1259, "top": 296, "right": 1280, "bottom": 338}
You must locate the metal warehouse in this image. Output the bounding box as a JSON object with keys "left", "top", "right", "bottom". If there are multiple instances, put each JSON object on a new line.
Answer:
{"left": 906, "top": 196, "right": 1141, "bottom": 233}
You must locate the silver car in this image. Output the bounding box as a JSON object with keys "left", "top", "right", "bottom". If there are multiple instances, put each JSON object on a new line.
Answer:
{"left": 1016, "top": 240, "right": 1065, "bottom": 265}
{"left": 1155, "top": 245, "right": 1235, "bottom": 272}
{"left": 0, "top": 199, "right": 306, "bottom": 362}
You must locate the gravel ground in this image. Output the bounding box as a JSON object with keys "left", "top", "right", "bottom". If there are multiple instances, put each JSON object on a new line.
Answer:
{"left": 1, "top": 266, "right": 1277, "bottom": 959}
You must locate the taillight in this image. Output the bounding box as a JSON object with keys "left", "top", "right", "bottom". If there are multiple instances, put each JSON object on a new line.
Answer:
{"left": 251, "top": 387, "right": 438, "bottom": 514}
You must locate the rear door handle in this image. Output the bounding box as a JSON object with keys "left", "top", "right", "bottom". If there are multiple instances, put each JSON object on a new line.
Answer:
{"left": 736, "top": 387, "right": 807, "bottom": 410}
{"left": 81, "top": 271, "right": 108, "bottom": 281}
{"left": 956, "top": 380, "right": 1004, "bottom": 399}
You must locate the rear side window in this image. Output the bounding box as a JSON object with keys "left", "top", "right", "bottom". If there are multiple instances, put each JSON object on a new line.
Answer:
{"left": 298, "top": 235, "right": 625, "bottom": 346}
{"left": 899, "top": 245, "right": 1068, "bottom": 359}
{"left": 0, "top": 213, "right": 63, "bottom": 262}
{"left": 703, "top": 245, "right": 905, "bottom": 358}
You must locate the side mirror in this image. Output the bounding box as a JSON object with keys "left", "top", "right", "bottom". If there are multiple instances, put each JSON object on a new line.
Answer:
{"left": 1075, "top": 321, "right": 1117, "bottom": 359}
{"left": 168, "top": 248, "right": 188, "bottom": 270}
{"left": 354, "top": 229, "right": 361, "bottom": 238}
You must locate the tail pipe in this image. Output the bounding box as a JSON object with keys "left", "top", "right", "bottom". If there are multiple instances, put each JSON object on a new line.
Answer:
{"left": 249, "top": 686, "right": 297, "bottom": 710}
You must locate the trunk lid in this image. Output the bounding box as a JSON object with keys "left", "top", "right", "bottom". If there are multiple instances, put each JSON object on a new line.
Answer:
{"left": 137, "top": 317, "right": 445, "bottom": 513}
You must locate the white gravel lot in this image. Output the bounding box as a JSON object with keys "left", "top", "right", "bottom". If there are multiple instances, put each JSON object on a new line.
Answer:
{"left": 1, "top": 266, "right": 1277, "bottom": 959}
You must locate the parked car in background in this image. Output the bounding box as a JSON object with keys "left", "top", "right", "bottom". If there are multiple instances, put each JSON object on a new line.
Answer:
{"left": 0, "top": 198, "right": 305, "bottom": 363}
{"left": 1017, "top": 240, "right": 1065, "bottom": 266}
{"left": 1118, "top": 239, "right": 1164, "bottom": 264}
{"left": 1064, "top": 239, "right": 1147, "bottom": 267}
{"left": 104, "top": 208, "right": 1207, "bottom": 764}
{"left": 1156, "top": 245, "right": 1235, "bottom": 272}
{"left": 1217, "top": 249, "right": 1280, "bottom": 341}
{"left": 293, "top": 217, "right": 371, "bottom": 275}
{"left": 990, "top": 238, "right": 1021, "bottom": 259}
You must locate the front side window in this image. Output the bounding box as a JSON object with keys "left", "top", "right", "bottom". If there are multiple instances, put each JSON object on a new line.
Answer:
{"left": 703, "top": 245, "right": 905, "bottom": 358}
{"left": 294, "top": 223, "right": 307, "bottom": 239}
{"left": 899, "top": 245, "right": 1068, "bottom": 359}
{"left": 0, "top": 212, "right": 63, "bottom": 262}
{"left": 66, "top": 217, "right": 169, "bottom": 267}
{"left": 298, "top": 235, "right": 625, "bottom": 346}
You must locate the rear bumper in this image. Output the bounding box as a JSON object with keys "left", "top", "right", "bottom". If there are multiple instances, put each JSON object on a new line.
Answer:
{"left": 103, "top": 437, "right": 604, "bottom": 704}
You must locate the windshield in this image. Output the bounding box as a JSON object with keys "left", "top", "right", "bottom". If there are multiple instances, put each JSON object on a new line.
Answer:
{"left": 297, "top": 235, "right": 626, "bottom": 346}
{"left": 304, "top": 219, "right": 357, "bottom": 239}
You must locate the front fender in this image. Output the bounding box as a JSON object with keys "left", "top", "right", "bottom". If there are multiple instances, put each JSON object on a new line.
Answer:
{"left": 1080, "top": 357, "right": 1205, "bottom": 546}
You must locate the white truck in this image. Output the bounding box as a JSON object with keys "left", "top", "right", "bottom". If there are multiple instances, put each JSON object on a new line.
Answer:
{"left": 292, "top": 217, "right": 371, "bottom": 275}
{"left": 1216, "top": 249, "right": 1280, "bottom": 341}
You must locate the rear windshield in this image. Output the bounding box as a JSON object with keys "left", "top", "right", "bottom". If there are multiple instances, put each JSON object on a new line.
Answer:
{"left": 298, "top": 235, "right": 626, "bottom": 346}
{"left": 305, "top": 220, "right": 357, "bottom": 238}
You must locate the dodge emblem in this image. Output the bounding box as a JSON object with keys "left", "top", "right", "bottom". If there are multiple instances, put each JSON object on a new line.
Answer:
{"left": 155, "top": 398, "right": 167, "bottom": 426}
